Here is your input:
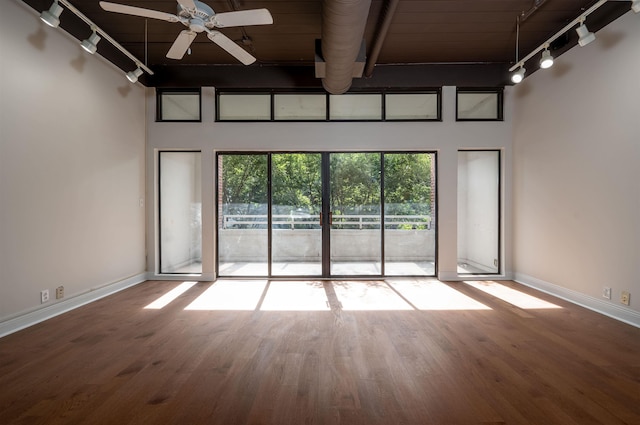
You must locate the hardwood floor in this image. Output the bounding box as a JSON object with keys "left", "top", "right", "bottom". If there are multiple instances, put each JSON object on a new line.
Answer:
{"left": 1, "top": 279, "right": 639, "bottom": 424}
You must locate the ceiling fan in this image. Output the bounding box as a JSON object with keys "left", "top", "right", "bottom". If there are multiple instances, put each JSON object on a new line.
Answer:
{"left": 99, "top": 0, "right": 273, "bottom": 65}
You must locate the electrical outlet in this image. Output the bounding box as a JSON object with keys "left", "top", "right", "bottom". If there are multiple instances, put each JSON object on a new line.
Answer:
{"left": 40, "top": 289, "right": 50, "bottom": 304}
{"left": 621, "top": 291, "right": 630, "bottom": 306}
{"left": 602, "top": 287, "right": 611, "bottom": 299}
{"left": 56, "top": 286, "right": 64, "bottom": 299}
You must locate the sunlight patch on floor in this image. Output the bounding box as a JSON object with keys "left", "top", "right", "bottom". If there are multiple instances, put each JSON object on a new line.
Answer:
{"left": 260, "top": 281, "right": 330, "bottom": 311}
{"left": 184, "top": 280, "right": 268, "bottom": 311}
{"left": 332, "top": 281, "right": 414, "bottom": 311}
{"left": 387, "top": 280, "right": 491, "bottom": 310}
{"left": 144, "top": 281, "right": 197, "bottom": 309}
{"left": 464, "top": 281, "right": 562, "bottom": 309}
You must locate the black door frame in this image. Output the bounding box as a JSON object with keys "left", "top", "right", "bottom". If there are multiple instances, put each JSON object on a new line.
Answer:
{"left": 215, "top": 151, "right": 437, "bottom": 279}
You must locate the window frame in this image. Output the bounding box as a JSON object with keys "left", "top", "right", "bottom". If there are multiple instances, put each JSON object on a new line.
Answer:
{"left": 456, "top": 149, "right": 502, "bottom": 275}
{"left": 384, "top": 89, "right": 442, "bottom": 122}
{"left": 156, "top": 88, "right": 202, "bottom": 122}
{"left": 455, "top": 88, "right": 504, "bottom": 122}
{"left": 215, "top": 89, "right": 442, "bottom": 122}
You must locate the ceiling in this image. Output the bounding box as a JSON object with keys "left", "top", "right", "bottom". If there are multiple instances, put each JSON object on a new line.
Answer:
{"left": 24, "top": 0, "right": 632, "bottom": 88}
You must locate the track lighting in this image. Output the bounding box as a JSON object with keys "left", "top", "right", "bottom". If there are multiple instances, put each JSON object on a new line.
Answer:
{"left": 632, "top": 0, "right": 640, "bottom": 13}
{"left": 37, "top": 0, "right": 153, "bottom": 81}
{"left": 576, "top": 20, "right": 596, "bottom": 47}
{"left": 539, "top": 48, "right": 554, "bottom": 69}
{"left": 508, "top": 0, "right": 616, "bottom": 78}
{"left": 40, "top": 0, "right": 63, "bottom": 28}
{"left": 511, "top": 66, "right": 526, "bottom": 84}
{"left": 81, "top": 30, "right": 101, "bottom": 54}
{"left": 126, "top": 67, "right": 144, "bottom": 83}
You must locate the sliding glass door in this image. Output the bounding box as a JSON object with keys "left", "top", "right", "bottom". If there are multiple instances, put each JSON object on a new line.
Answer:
{"left": 217, "top": 154, "right": 268, "bottom": 276}
{"left": 329, "top": 153, "right": 382, "bottom": 275}
{"left": 384, "top": 153, "right": 436, "bottom": 276}
{"left": 271, "top": 153, "right": 323, "bottom": 276}
{"left": 217, "top": 152, "right": 436, "bottom": 278}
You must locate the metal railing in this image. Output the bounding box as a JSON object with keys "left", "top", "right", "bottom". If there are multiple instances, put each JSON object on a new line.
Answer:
{"left": 222, "top": 214, "right": 431, "bottom": 230}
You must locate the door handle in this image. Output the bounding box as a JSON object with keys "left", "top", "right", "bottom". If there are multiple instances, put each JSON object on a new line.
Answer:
{"left": 320, "top": 212, "right": 333, "bottom": 226}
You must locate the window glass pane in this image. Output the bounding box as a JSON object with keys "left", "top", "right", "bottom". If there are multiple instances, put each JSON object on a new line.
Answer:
{"left": 274, "top": 94, "right": 326, "bottom": 120}
{"left": 218, "top": 154, "right": 268, "bottom": 276}
{"left": 457, "top": 150, "right": 500, "bottom": 274}
{"left": 160, "top": 91, "right": 200, "bottom": 121}
{"left": 384, "top": 153, "right": 436, "bottom": 276}
{"left": 218, "top": 94, "right": 270, "bottom": 120}
{"left": 330, "top": 153, "right": 382, "bottom": 275}
{"left": 271, "top": 153, "right": 323, "bottom": 276}
{"left": 386, "top": 93, "right": 438, "bottom": 120}
{"left": 159, "top": 152, "right": 202, "bottom": 273}
{"left": 329, "top": 94, "right": 382, "bottom": 120}
{"left": 457, "top": 92, "right": 500, "bottom": 120}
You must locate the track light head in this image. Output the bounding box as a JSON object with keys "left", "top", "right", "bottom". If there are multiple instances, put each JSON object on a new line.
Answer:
{"left": 126, "top": 67, "right": 144, "bottom": 83}
{"left": 576, "top": 22, "right": 596, "bottom": 47}
{"left": 511, "top": 66, "right": 526, "bottom": 84}
{"left": 40, "top": 1, "right": 63, "bottom": 28}
{"left": 632, "top": 0, "right": 640, "bottom": 13}
{"left": 81, "top": 31, "right": 101, "bottom": 54}
{"left": 539, "top": 49, "right": 554, "bottom": 69}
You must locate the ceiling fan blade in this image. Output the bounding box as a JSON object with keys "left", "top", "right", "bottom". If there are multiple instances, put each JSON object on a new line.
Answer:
{"left": 167, "top": 30, "right": 197, "bottom": 60}
{"left": 100, "top": 2, "right": 181, "bottom": 23}
{"left": 176, "top": 0, "right": 197, "bottom": 10}
{"left": 213, "top": 9, "right": 273, "bottom": 28}
{"left": 206, "top": 31, "right": 256, "bottom": 65}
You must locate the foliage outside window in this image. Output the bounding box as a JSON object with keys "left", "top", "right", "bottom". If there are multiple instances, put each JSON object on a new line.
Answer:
{"left": 219, "top": 153, "right": 434, "bottom": 227}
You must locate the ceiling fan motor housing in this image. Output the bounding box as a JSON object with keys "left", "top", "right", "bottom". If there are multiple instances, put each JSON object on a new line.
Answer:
{"left": 178, "top": 1, "right": 214, "bottom": 20}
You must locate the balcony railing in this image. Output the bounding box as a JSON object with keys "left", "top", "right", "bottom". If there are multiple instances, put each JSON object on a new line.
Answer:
{"left": 222, "top": 214, "right": 432, "bottom": 230}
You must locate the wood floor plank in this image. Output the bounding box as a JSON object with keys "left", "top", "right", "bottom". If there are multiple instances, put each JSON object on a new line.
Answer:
{"left": 0, "top": 279, "right": 639, "bottom": 424}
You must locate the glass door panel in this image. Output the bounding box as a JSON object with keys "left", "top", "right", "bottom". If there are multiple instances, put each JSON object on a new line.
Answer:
{"left": 384, "top": 153, "right": 436, "bottom": 276}
{"left": 457, "top": 150, "right": 500, "bottom": 274}
{"left": 271, "top": 153, "right": 323, "bottom": 276}
{"left": 217, "top": 154, "right": 268, "bottom": 276}
{"left": 159, "top": 151, "right": 202, "bottom": 274}
{"left": 330, "top": 153, "right": 382, "bottom": 275}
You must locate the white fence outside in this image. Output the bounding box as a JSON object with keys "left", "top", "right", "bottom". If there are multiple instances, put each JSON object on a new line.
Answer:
{"left": 219, "top": 214, "right": 434, "bottom": 262}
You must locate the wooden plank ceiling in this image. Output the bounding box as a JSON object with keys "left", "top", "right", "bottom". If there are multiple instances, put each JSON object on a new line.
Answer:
{"left": 22, "top": 0, "right": 632, "bottom": 87}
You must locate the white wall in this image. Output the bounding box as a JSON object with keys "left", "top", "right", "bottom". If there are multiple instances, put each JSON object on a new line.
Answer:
{"left": 513, "top": 10, "right": 640, "bottom": 319}
{"left": 147, "top": 86, "right": 514, "bottom": 280}
{"left": 0, "top": 1, "right": 147, "bottom": 324}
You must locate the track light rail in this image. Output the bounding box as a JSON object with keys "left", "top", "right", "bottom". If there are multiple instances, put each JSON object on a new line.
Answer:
{"left": 509, "top": 0, "right": 608, "bottom": 72}
{"left": 45, "top": 0, "right": 153, "bottom": 78}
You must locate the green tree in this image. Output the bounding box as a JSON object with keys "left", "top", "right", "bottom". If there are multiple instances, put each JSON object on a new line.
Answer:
{"left": 220, "top": 152, "right": 433, "bottom": 222}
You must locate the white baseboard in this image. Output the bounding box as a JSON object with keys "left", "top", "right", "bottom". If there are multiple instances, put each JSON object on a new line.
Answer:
{"left": 149, "top": 273, "right": 214, "bottom": 281}
{"left": 0, "top": 272, "right": 149, "bottom": 338}
{"left": 515, "top": 273, "right": 640, "bottom": 328}
{"left": 438, "top": 271, "right": 514, "bottom": 281}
